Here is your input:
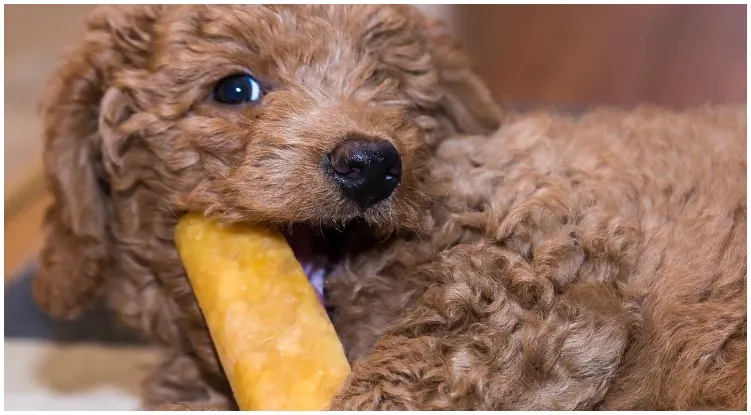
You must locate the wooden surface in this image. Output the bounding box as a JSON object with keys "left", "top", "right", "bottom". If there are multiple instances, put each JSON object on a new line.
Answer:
{"left": 5, "top": 196, "right": 50, "bottom": 280}
{"left": 455, "top": 4, "right": 746, "bottom": 108}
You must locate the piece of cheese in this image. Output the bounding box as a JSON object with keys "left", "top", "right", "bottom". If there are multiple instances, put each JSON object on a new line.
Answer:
{"left": 174, "top": 213, "right": 351, "bottom": 410}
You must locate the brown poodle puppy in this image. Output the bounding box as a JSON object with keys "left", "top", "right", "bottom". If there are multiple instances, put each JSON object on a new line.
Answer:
{"left": 32, "top": 4, "right": 499, "bottom": 409}
{"left": 34, "top": 4, "right": 745, "bottom": 410}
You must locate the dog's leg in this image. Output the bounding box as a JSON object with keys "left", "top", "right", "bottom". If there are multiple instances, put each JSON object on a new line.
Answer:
{"left": 141, "top": 353, "right": 236, "bottom": 411}
{"left": 330, "top": 243, "right": 632, "bottom": 410}
{"left": 328, "top": 262, "right": 427, "bottom": 362}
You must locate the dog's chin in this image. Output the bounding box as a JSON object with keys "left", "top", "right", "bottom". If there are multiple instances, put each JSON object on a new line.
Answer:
{"left": 280, "top": 219, "right": 382, "bottom": 312}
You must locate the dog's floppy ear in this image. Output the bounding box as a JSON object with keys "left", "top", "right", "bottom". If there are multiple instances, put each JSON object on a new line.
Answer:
{"left": 360, "top": 5, "right": 501, "bottom": 143}
{"left": 33, "top": 5, "right": 162, "bottom": 319}
{"left": 422, "top": 15, "right": 503, "bottom": 136}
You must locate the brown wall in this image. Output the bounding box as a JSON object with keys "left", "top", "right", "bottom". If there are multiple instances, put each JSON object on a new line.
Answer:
{"left": 454, "top": 4, "right": 746, "bottom": 108}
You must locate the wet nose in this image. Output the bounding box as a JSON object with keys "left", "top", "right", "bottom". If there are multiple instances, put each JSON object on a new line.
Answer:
{"left": 326, "top": 134, "right": 402, "bottom": 210}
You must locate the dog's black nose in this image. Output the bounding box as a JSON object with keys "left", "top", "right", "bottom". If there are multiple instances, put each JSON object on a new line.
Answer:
{"left": 327, "top": 134, "right": 402, "bottom": 210}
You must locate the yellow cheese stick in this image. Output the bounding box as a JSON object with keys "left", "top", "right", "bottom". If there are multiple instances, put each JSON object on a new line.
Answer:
{"left": 174, "top": 213, "right": 351, "bottom": 410}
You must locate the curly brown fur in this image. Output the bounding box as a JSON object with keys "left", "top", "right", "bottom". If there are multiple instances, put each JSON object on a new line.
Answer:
{"left": 33, "top": 4, "right": 499, "bottom": 409}
{"left": 35, "top": 4, "right": 745, "bottom": 411}
{"left": 329, "top": 105, "right": 746, "bottom": 410}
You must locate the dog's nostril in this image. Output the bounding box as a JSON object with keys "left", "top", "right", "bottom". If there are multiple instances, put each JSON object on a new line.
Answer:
{"left": 330, "top": 151, "right": 364, "bottom": 179}
{"left": 327, "top": 134, "right": 402, "bottom": 210}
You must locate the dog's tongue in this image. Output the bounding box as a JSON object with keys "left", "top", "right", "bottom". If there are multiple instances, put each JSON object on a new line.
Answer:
{"left": 283, "top": 226, "right": 327, "bottom": 304}
{"left": 302, "top": 262, "right": 326, "bottom": 303}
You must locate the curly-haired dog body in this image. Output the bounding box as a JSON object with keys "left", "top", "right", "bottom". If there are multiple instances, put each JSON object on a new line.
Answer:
{"left": 34, "top": 4, "right": 745, "bottom": 410}
{"left": 330, "top": 106, "right": 746, "bottom": 410}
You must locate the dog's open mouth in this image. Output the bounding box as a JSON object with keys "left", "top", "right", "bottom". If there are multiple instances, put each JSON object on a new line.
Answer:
{"left": 280, "top": 220, "right": 376, "bottom": 311}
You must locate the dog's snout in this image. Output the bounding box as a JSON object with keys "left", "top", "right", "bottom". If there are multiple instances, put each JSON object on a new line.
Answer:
{"left": 327, "top": 133, "right": 402, "bottom": 210}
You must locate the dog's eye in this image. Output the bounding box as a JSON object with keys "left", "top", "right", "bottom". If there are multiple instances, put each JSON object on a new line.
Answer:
{"left": 213, "top": 74, "right": 263, "bottom": 105}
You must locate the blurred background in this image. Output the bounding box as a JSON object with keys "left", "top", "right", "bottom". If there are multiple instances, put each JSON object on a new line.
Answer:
{"left": 4, "top": 4, "right": 747, "bottom": 410}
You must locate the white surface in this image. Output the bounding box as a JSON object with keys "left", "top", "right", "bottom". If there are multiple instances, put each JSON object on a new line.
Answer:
{"left": 4, "top": 339, "right": 161, "bottom": 410}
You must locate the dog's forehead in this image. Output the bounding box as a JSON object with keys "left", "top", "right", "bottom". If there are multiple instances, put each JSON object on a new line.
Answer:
{"left": 161, "top": 5, "right": 375, "bottom": 53}
{"left": 152, "top": 4, "right": 410, "bottom": 90}
{"left": 211, "top": 5, "right": 356, "bottom": 34}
